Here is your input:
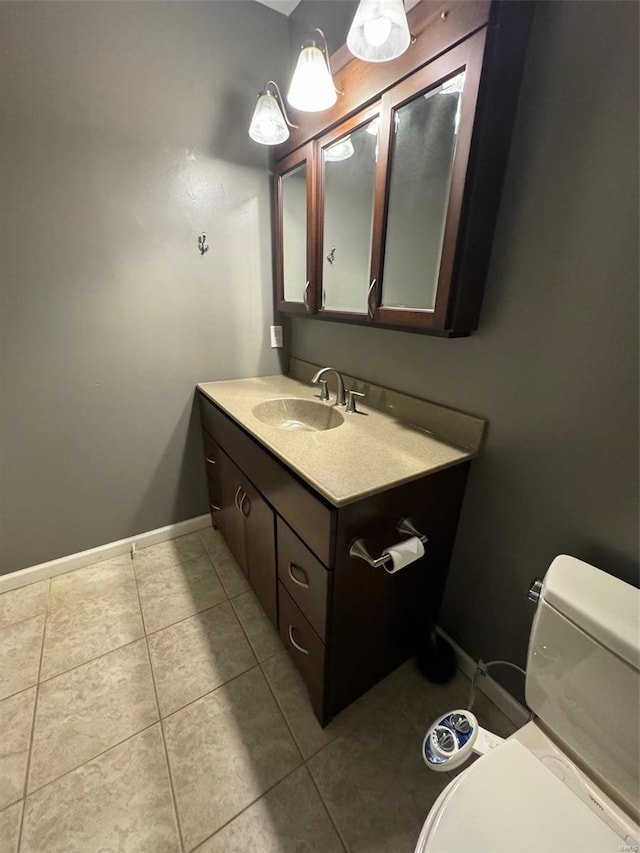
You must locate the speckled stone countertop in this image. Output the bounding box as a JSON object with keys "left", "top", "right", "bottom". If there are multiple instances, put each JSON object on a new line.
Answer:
{"left": 197, "top": 371, "right": 486, "bottom": 507}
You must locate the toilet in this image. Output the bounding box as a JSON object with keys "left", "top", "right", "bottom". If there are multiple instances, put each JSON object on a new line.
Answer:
{"left": 415, "top": 554, "right": 640, "bottom": 852}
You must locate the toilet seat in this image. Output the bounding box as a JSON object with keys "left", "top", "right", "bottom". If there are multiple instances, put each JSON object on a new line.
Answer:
{"left": 415, "top": 738, "right": 629, "bottom": 853}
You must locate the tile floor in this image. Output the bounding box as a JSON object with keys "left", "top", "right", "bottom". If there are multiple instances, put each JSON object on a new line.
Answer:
{"left": 0, "top": 528, "right": 516, "bottom": 853}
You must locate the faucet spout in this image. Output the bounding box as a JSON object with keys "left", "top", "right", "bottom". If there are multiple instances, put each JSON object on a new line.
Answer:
{"left": 311, "top": 367, "right": 346, "bottom": 406}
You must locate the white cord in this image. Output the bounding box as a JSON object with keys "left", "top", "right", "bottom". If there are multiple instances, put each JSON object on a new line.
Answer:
{"left": 468, "top": 658, "right": 529, "bottom": 716}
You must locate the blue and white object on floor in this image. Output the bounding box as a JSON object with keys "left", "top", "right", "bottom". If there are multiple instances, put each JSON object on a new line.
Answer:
{"left": 422, "top": 710, "right": 478, "bottom": 772}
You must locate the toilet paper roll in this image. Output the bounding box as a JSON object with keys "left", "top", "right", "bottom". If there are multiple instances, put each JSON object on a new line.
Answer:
{"left": 382, "top": 536, "right": 425, "bottom": 574}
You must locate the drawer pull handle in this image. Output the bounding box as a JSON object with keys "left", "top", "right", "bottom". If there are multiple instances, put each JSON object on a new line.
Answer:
{"left": 206, "top": 456, "right": 216, "bottom": 465}
{"left": 234, "top": 486, "right": 243, "bottom": 511}
{"left": 210, "top": 503, "right": 221, "bottom": 512}
{"left": 288, "top": 562, "right": 310, "bottom": 589}
{"left": 288, "top": 625, "right": 309, "bottom": 655}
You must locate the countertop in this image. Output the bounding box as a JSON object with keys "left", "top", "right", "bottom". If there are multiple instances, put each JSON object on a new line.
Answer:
{"left": 197, "top": 374, "right": 485, "bottom": 507}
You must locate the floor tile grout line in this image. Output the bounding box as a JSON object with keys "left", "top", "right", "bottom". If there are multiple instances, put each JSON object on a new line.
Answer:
{"left": 131, "top": 558, "right": 186, "bottom": 853}
{"left": 304, "top": 760, "right": 351, "bottom": 853}
{"left": 133, "top": 548, "right": 212, "bottom": 586}
{"left": 144, "top": 595, "right": 231, "bottom": 639}
{"left": 255, "top": 655, "right": 349, "bottom": 851}
{"left": 16, "top": 580, "right": 50, "bottom": 852}
{"left": 43, "top": 572, "right": 138, "bottom": 620}
{"left": 227, "top": 594, "right": 284, "bottom": 666}
{"left": 189, "top": 761, "right": 306, "bottom": 853}
{"left": 0, "top": 602, "right": 49, "bottom": 633}
{"left": 198, "top": 527, "right": 253, "bottom": 600}
{"left": 257, "top": 655, "right": 309, "bottom": 759}
{"left": 157, "top": 660, "right": 261, "bottom": 722}
{"left": 36, "top": 632, "right": 145, "bottom": 687}
{"left": 19, "top": 719, "right": 161, "bottom": 800}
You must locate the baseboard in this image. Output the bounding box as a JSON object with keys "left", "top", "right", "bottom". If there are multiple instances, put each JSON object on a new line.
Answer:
{"left": 436, "top": 626, "right": 530, "bottom": 730}
{"left": 0, "top": 514, "right": 212, "bottom": 594}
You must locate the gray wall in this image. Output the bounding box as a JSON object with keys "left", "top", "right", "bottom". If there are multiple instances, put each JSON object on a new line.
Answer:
{"left": 289, "top": 0, "right": 357, "bottom": 68}
{"left": 290, "top": 0, "right": 639, "bottom": 693}
{"left": 0, "top": 1, "right": 289, "bottom": 574}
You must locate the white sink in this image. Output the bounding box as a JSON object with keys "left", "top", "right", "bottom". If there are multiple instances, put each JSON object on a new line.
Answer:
{"left": 252, "top": 398, "right": 344, "bottom": 432}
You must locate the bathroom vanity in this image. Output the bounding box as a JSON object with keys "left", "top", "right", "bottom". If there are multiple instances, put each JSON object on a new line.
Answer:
{"left": 197, "top": 362, "right": 485, "bottom": 725}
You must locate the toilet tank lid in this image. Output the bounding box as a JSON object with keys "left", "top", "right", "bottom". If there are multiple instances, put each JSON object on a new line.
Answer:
{"left": 542, "top": 555, "right": 639, "bottom": 671}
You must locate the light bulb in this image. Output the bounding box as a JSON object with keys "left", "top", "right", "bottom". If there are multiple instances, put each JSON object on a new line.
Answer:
{"left": 249, "top": 90, "right": 289, "bottom": 145}
{"left": 363, "top": 16, "right": 392, "bottom": 47}
{"left": 287, "top": 42, "right": 337, "bottom": 113}
{"left": 347, "top": 0, "right": 411, "bottom": 63}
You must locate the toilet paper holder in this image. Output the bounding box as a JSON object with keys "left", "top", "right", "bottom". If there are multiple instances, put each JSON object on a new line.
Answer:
{"left": 349, "top": 517, "right": 428, "bottom": 570}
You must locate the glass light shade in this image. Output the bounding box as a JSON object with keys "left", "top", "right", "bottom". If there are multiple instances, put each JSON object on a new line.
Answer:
{"left": 249, "top": 90, "right": 289, "bottom": 145}
{"left": 287, "top": 43, "right": 337, "bottom": 112}
{"left": 347, "top": 0, "right": 411, "bottom": 63}
{"left": 324, "top": 135, "right": 355, "bottom": 162}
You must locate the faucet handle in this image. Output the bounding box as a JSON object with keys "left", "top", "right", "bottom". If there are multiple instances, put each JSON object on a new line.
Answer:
{"left": 315, "top": 379, "right": 330, "bottom": 401}
{"left": 345, "top": 389, "right": 365, "bottom": 413}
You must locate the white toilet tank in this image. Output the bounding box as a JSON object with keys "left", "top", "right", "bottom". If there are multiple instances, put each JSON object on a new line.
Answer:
{"left": 526, "top": 555, "right": 640, "bottom": 820}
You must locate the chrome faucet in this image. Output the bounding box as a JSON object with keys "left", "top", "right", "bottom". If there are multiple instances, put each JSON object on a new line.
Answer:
{"left": 311, "top": 367, "right": 346, "bottom": 406}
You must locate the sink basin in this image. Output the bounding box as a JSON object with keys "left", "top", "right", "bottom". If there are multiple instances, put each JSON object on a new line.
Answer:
{"left": 252, "top": 398, "right": 344, "bottom": 432}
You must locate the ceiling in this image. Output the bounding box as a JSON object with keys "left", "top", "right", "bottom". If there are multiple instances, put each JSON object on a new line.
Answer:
{"left": 255, "top": 0, "right": 301, "bottom": 16}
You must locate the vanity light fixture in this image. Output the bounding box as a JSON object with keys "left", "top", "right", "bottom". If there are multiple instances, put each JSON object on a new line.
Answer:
{"left": 287, "top": 28, "right": 339, "bottom": 113}
{"left": 347, "top": 0, "right": 411, "bottom": 63}
{"left": 324, "top": 135, "right": 354, "bottom": 162}
{"left": 248, "top": 81, "right": 297, "bottom": 146}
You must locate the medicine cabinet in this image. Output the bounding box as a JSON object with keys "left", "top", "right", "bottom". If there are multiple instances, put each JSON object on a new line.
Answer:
{"left": 273, "top": 0, "right": 533, "bottom": 337}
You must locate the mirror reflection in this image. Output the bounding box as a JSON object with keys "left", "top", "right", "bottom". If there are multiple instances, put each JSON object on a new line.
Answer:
{"left": 282, "top": 162, "right": 307, "bottom": 303}
{"left": 321, "top": 120, "right": 377, "bottom": 313}
{"left": 382, "top": 71, "right": 465, "bottom": 311}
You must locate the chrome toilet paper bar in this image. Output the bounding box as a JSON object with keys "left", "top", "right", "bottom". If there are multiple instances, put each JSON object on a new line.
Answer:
{"left": 349, "top": 517, "right": 428, "bottom": 570}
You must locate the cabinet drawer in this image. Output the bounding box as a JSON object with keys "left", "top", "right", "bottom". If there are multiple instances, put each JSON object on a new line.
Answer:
{"left": 202, "top": 431, "right": 222, "bottom": 522}
{"left": 278, "top": 583, "right": 325, "bottom": 717}
{"left": 202, "top": 430, "right": 220, "bottom": 473}
{"left": 277, "top": 517, "right": 328, "bottom": 641}
{"left": 198, "top": 393, "right": 334, "bottom": 566}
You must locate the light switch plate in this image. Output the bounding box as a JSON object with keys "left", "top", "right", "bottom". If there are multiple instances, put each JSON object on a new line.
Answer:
{"left": 270, "top": 325, "right": 283, "bottom": 348}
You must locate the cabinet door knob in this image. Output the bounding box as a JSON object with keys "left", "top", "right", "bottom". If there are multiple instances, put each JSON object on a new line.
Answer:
{"left": 288, "top": 562, "right": 310, "bottom": 589}
{"left": 210, "top": 503, "right": 221, "bottom": 512}
{"left": 288, "top": 624, "right": 309, "bottom": 655}
{"left": 206, "top": 456, "right": 216, "bottom": 465}
{"left": 367, "top": 279, "right": 377, "bottom": 319}
{"left": 234, "top": 486, "right": 243, "bottom": 511}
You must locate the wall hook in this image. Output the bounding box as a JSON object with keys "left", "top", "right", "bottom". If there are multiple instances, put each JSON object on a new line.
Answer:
{"left": 198, "top": 233, "right": 209, "bottom": 255}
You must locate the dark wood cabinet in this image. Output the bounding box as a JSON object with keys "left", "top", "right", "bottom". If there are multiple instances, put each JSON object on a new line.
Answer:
{"left": 243, "top": 477, "right": 277, "bottom": 628}
{"left": 217, "top": 449, "right": 248, "bottom": 575}
{"left": 272, "top": 0, "right": 533, "bottom": 336}
{"left": 202, "top": 431, "right": 222, "bottom": 527}
{"left": 198, "top": 391, "right": 469, "bottom": 725}
{"left": 213, "top": 446, "right": 277, "bottom": 628}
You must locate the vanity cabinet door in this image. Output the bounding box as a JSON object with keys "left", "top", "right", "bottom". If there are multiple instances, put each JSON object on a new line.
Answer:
{"left": 369, "top": 30, "right": 485, "bottom": 332}
{"left": 242, "top": 477, "right": 277, "bottom": 628}
{"left": 274, "top": 142, "right": 318, "bottom": 314}
{"left": 218, "top": 450, "right": 248, "bottom": 576}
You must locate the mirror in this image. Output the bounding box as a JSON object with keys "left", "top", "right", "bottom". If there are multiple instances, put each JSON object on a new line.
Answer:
{"left": 382, "top": 71, "right": 465, "bottom": 311}
{"left": 282, "top": 162, "right": 308, "bottom": 303}
{"left": 321, "top": 120, "right": 378, "bottom": 313}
